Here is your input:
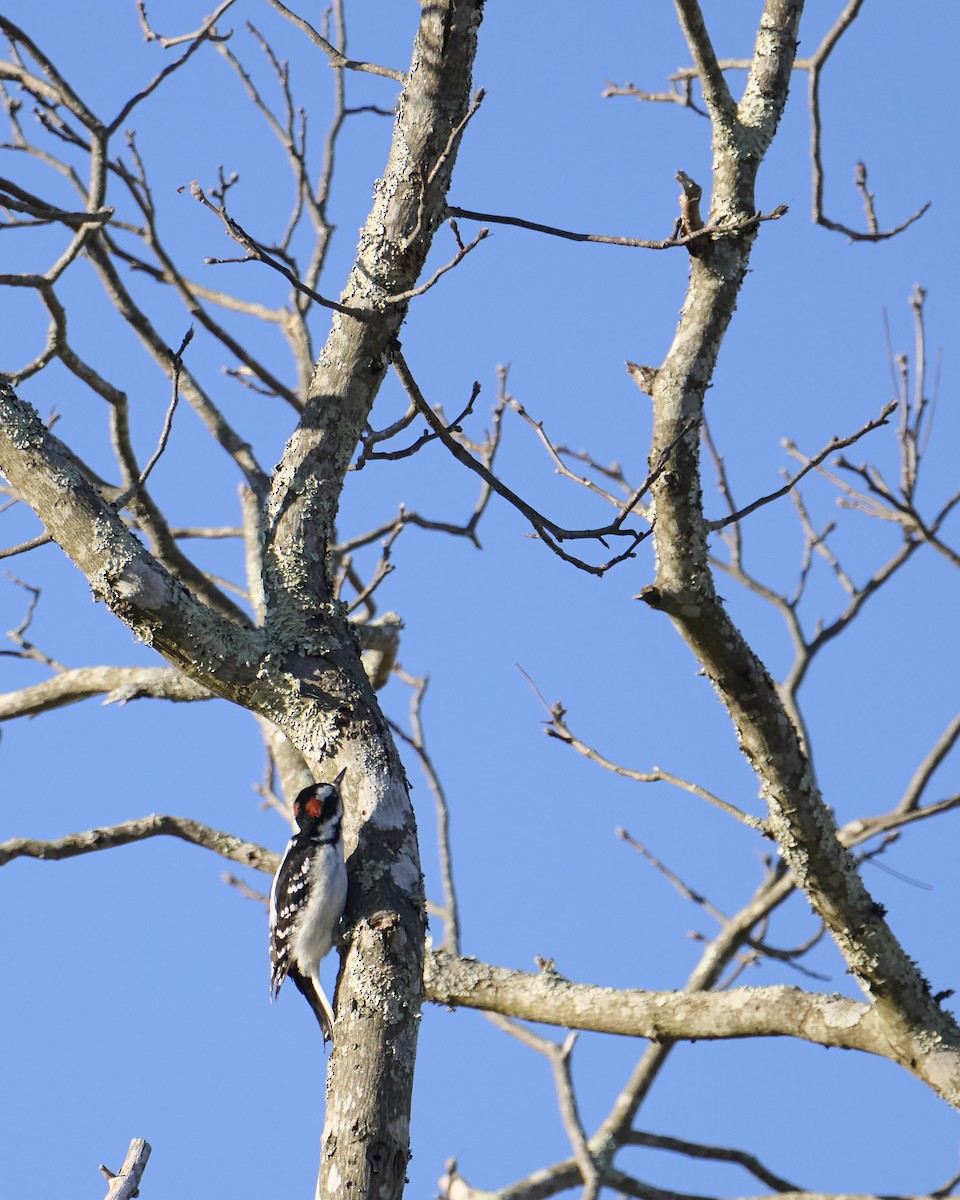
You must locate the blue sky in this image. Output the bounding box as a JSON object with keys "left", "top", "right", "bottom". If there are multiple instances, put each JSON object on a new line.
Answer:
{"left": 2, "top": 3, "right": 959, "bottom": 1196}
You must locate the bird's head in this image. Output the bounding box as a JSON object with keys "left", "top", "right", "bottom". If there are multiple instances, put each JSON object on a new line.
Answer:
{"left": 293, "top": 768, "right": 346, "bottom": 832}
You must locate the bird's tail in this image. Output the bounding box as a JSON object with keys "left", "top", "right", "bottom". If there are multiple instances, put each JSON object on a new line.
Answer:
{"left": 291, "top": 969, "right": 335, "bottom": 1043}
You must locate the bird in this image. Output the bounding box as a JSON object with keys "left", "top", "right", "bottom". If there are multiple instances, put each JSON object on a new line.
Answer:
{"left": 269, "top": 769, "right": 348, "bottom": 1043}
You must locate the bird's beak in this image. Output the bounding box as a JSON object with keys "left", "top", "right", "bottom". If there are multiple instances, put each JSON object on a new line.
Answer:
{"left": 333, "top": 767, "right": 347, "bottom": 787}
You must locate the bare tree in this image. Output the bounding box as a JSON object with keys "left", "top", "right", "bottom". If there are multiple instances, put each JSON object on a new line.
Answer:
{"left": 1, "top": 3, "right": 957, "bottom": 1198}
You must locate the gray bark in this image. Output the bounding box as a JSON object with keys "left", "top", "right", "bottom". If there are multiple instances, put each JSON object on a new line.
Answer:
{"left": 0, "top": 4, "right": 485, "bottom": 1196}
{"left": 638, "top": 0, "right": 960, "bottom": 1105}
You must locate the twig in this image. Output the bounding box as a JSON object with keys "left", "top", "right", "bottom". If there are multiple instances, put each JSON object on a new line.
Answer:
{"left": 0, "top": 178, "right": 112, "bottom": 227}
{"left": 390, "top": 670, "right": 461, "bottom": 954}
{"left": 550, "top": 443, "right": 642, "bottom": 517}
{"left": 112, "top": 327, "right": 192, "bottom": 508}
{"left": 484, "top": 1014, "right": 599, "bottom": 1198}
{"left": 427, "top": 89, "right": 486, "bottom": 189}
{"left": 222, "top": 871, "right": 269, "bottom": 904}
{"left": 81, "top": 239, "right": 270, "bottom": 498}
{"left": 186, "top": 180, "right": 368, "bottom": 319}
{"left": 618, "top": 828, "right": 727, "bottom": 923}
{"left": 608, "top": 8, "right": 930, "bottom": 243}
{"left": 783, "top": 490, "right": 831, "bottom": 610}
{"left": 0, "top": 529, "right": 50, "bottom": 568}
{"left": 842, "top": 794, "right": 960, "bottom": 849}
{"left": 392, "top": 347, "right": 655, "bottom": 576}
{"left": 384, "top": 222, "right": 488, "bottom": 303}
{"left": 602, "top": 77, "right": 708, "bottom": 117}
{"left": 111, "top": 1, "right": 237, "bottom": 131}
{"left": 700, "top": 414, "right": 742, "bottom": 563}
{"left": 355, "top": 405, "right": 422, "bottom": 465}
{"left": 623, "top": 1130, "right": 799, "bottom": 1193}
{"left": 520, "top": 669, "right": 767, "bottom": 835}
{"left": 400, "top": 90, "right": 487, "bottom": 253}
{"left": 1, "top": 575, "right": 67, "bottom": 671}
{"left": 169, "top": 525, "right": 243, "bottom": 539}
{"left": 854, "top": 160, "right": 879, "bottom": 235}
{"left": 343, "top": 524, "right": 400, "bottom": 615}
{"left": 136, "top": 0, "right": 234, "bottom": 48}
{"left": 707, "top": 400, "right": 897, "bottom": 531}
{"left": 675, "top": 168, "right": 704, "bottom": 236}
{"left": 745, "top": 925, "right": 829, "bottom": 982}
{"left": 506, "top": 382, "right": 652, "bottom": 524}
{"left": 802, "top": 0, "right": 930, "bottom": 240}
{"left": 265, "top": 0, "right": 405, "bottom": 81}
{"left": 356, "top": 383, "right": 480, "bottom": 468}
{"left": 897, "top": 714, "right": 960, "bottom": 815}
{"left": 445, "top": 202, "right": 788, "bottom": 250}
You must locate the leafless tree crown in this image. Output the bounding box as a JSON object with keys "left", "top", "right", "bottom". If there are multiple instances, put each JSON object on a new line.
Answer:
{"left": 0, "top": 3, "right": 957, "bottom": 1199}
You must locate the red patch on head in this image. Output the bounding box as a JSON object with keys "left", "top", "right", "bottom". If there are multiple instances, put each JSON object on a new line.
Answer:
{"left": 303, "top": 796, "right": 324, "bottom": 818}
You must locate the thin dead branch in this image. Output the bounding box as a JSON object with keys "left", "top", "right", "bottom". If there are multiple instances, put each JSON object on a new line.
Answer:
{"left": 390, "top": 670, "right": 461, "bottom": 954}
{"left": 393, "top": 347, "right": 673, "bottom": 576}
{"left": 604, "top": 6, "right": 930, "bottom": 242}
{"left": 265, "top": 0, "right": 405, "bottom": 81}
{"left": 623, "top": 1130, "right": 799, "bottom": 1193}
{"left": 520, "top": 669, "right": 768, "bottom": 835}
{"left": 707, "top": 400, "right": 898, "bottom": 531}
{"left": 0, "top": 815, "right": 278, "bottom": 872}
{"left": 445, "top": 201, "right": 788, "bottom": 250}
{"left": 383, "top": 221, "right": 488, "bottom": 304}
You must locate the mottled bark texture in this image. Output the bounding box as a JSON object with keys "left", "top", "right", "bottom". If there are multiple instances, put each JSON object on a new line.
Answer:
{"left": 637, "top": 0, "right": 960, "bottom": 1104}
{"left": 424, "top": 953, "right": 889, "bottom": 1054}
{"left": 0, "top": 3, "right": 485, "bottom": 1197}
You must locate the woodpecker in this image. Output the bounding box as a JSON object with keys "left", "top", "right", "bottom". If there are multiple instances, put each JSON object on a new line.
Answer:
{"left": 269, "top": 770, "right": 348, "bottom": 1042}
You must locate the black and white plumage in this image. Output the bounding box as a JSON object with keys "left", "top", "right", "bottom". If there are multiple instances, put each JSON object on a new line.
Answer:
{"left": 269, "top": 770, "right": 348, "bottom": 1043}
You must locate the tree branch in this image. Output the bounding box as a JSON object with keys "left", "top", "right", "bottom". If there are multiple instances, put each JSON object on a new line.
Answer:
{"left": 624, "top": 1130, "right": 799, "bottom": 1193}
{"left": 393, "top": 346, "right": 659, "bottom": 576}
{"left": 390, "top": 670, "right": 461, "bottom": 954}
{"left": 0, "top": 665, "right": 213, "bottom": 720}
{"left": 100, "top": 1138, "right": 152, "bottom": 1200}
{"left": 640, "top": 0, "right": 960, "bottom": 1109}
{"left": 802, "top": 0, "right": 931, "bottom": 240}
{"left": 445, "top": 202, "right": 788, "bottom": 250}
{"left": 673, "top": 0, "right": 736, "bottom": 127}
{"left": 265, "top": 0, "right": 406, "bottom": 82}
{"left": 425, "top": 952, "right": 886, "bottom": 1056}
{"left": 0, "top": 815, "right": 277, "bottom": 873}
{"left": 522, "top": 673, "right": 767, "bottom": 834}
{"left": 707, "top": 400, "right": 897, "bottom": 531}
{"left": 0, "top": 379, "right": 262, "bottom": 695}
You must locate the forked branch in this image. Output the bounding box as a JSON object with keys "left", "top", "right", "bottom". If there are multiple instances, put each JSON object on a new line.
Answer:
{"left": 392, "top": 347, "right": 687, "bottom": 575}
